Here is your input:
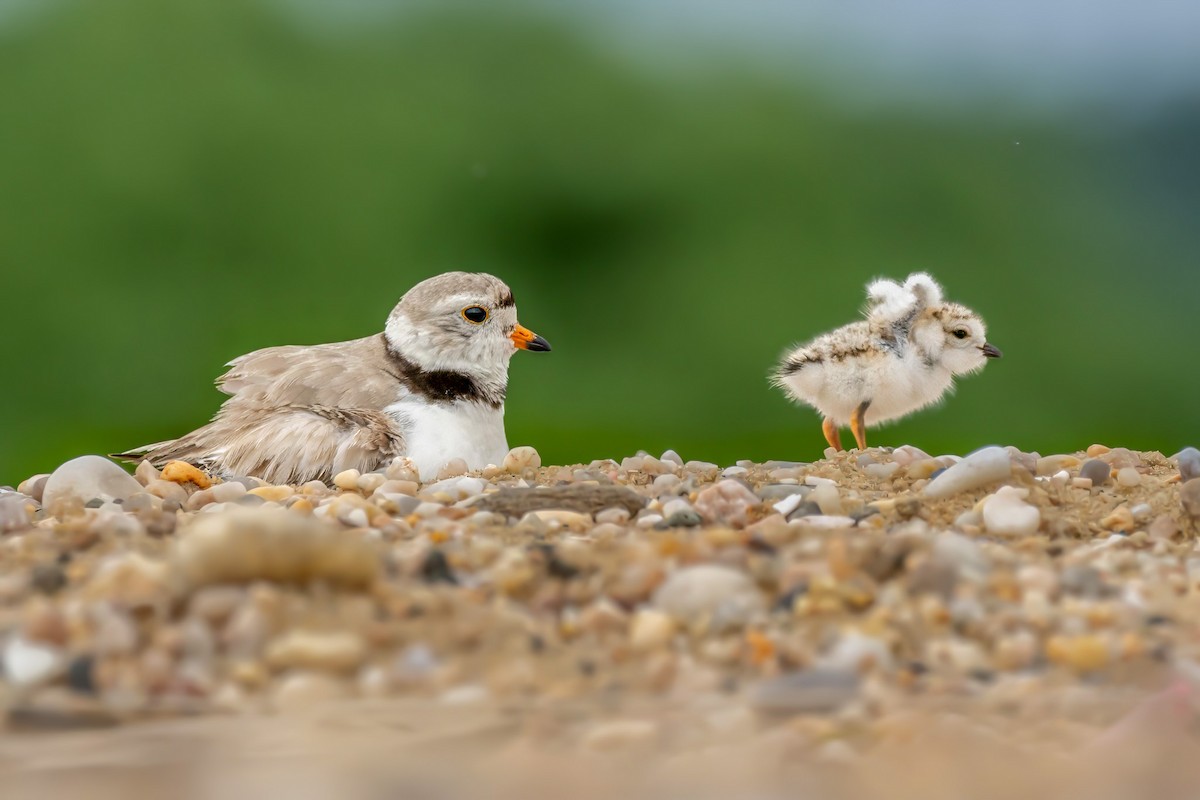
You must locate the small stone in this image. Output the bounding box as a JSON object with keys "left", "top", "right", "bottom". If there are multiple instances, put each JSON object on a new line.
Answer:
{"left": 922, "top": 447, "right": 1011, "bottom": 500}
{"left": 161, "top": 461, "right": 212, "bottom": 488}
{"left": 523, "top": 509, "right": 591, "bottom": 531}
{"left": 0, "top": 493, "right": 34, "bottom": 532}
{"left": 3, "top": 636, "right": 65, "bottom": 687}
{"left": 210, "top": 481, "right": 247, "bottom": 503}
{"left": 1060, "top": 565, "right": 1107, "bottom": 598}
{"left": 502, "top": 446, "right": 541, "bottom": 474}
{"left": 16, "top": 474, "right": 49, "bottom": 502}
{"left": 629, "top": 609, "right": 676, "bottom": 651}
{"left": 171, "top": 507, "right": 380, "bottom": 591}
{"left": 694, "top": 480, "right": 761, "bottom": 527}
{"left": 809, "top": 484, "right": 844, "bottom": 515}
{"left": 981, "top": 486, "right": 1041, "bottom": 536}
{"left": 595, "top": 507, "right": 631, "bottom": 525}
{"left": 652, "top": 565, "right": 764, "bottom": 628}
{"left": 133, "top": 460, "right": 160, "bottom": 486}
{"left": 1102, "top": 504, "right": 1136, "bottom": 532}
{"left": 42, "top": 455, "right": 145, "bottom": 515}
{"left": 864, "top": 462, "right": 901, "bottom": 481}
{"left": 1182, "top": 479, "right": 1200, "bottom": 519}
{"left": 660, "top": 449, "right": 684, "bottom": 466}
{"left": 333, "top": 469, "right": 361, "bottom": 491}
{"left": 750, "top": 669, "right": 861, "bottom": 715}
{"left": 1116, "top": 467, "right": 1141, "bottom": 488}
{"left": 356, "top": 472, "right": 386, "bottom": 495}
{"left": 422, "top": 476, "right": 485, "bottom": 500}
{"left": 1046, "top": 634, "right": 1110, "bottom": 673}
{"left": 1178, "top": 447, "right": 1200, "bottom": 482}
{"left": 145, "top": 479, "right": 188, "bottom": 503}
{"left": 30, "top": 563, "right": 67, "bottom": 595}
{"left": 1036, "top": 455, "right": 1081, "bottom": 476}
{"left": 1079, "top": 459, "right": 1110, "bottom": 486}
{"left": 266, "top": 630, "right": 368, "bottom": 673}
{"left": 248, "top": 485, "right": 294, "bottom": 503}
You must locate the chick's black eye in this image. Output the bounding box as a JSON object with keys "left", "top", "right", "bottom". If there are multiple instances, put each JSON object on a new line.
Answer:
{"left": 952, "top": 329, "right": 968, "bottom": 340}
{"left": 462, "top": 306, "right": 489, "bottom": 324}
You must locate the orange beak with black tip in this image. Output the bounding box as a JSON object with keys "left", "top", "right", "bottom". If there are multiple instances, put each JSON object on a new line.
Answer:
{"left": 511, "top": 324, "right": 551, "bottom": 352}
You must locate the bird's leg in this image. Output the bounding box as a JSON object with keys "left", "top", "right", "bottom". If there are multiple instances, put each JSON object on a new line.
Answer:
{"left": 822, "top": 417, "right": 843, "bottom": 451}
{"left": 850, "top": 401, "right": 871, "bottom": 451}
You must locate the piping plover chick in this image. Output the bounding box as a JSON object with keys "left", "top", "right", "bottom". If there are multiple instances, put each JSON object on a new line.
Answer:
{"left": 772, "top": 272, "right": 1001, "bottom": 451}
{"left": 115, "top": 272, "right": 551, "bottom": 483}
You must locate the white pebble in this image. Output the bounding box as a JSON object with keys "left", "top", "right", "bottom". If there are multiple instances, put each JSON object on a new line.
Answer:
{"left": 502, "top": 446, "right": 541, "bottom": 474}
{"left": 1116, "top": 467, "right": 1141, "bottom": 487}
{"left": 923, "top": 447, "right": 1012, "bottom": 500}
{"left": 982, "top": 486, "right": 1041, "bottom": 536}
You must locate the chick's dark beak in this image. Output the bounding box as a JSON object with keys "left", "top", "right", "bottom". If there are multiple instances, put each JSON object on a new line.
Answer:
{"left": 511, "top": 324, "right": 551, "bottom": 352}
{"left": 980, "top": 343, "right": 1003, "bottom": 359}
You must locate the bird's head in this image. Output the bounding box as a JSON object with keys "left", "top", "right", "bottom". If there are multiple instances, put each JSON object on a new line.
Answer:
{"left": 384, "top": 272, "right": 550, "bottom": 384}
{"left": 914, "top": 302, "right": 1001, "bottom": 375}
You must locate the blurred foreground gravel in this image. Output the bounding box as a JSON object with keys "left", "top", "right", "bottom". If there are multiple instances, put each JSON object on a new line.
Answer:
{"left": 1, "top": 443, "right": 1200, "bottom": 798}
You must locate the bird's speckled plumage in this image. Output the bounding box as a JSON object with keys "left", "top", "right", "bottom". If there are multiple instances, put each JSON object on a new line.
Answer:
{"left": 114, "top": 272, "right": 550, "bottom": 483}
{"left": 772, "top": 272, "right": 1000, "bottom": 450}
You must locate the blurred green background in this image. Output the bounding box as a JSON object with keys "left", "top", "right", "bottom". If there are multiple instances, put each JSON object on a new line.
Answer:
{"left": 2, "top": 0, "right": 1198, "bottom": 483}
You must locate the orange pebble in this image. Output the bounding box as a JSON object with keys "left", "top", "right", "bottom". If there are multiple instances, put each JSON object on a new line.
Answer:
{"left": 161, "top": 461, "right": 212, "bottom": 489}
{"left": 746, "top": 630, "right": 775, "bottom": 665}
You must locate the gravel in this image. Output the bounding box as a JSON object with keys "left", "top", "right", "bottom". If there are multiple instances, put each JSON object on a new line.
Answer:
{"left": 0, "top": 442, "right": 1197, "bottom": 794}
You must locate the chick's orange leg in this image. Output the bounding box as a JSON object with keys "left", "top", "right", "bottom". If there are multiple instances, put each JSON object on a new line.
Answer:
{"left": 850, "top": 401, "right": 871, "bottom": 451}
{"left": 822, "top": 417, "right": 843, "bottom": 451}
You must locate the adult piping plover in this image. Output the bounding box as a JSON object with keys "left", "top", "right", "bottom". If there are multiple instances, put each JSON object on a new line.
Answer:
{"left": 114, "top": 272, "right": 551, "bottom": 483}
{"left": 772, "top": 272, "right": 1001, "bottom": 451}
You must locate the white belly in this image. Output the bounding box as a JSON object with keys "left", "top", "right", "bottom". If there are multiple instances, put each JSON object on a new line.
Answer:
{"left": 387, "top": 400, "right": 509, "bottom": 481}
{"left": 783, "top": 354, "right": 954, "bottom": 426}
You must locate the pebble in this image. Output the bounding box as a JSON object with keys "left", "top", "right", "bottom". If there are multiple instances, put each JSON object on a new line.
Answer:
{"left": 1116, "top": 468, "right": 1141, "bottom": 488}
{"left": 652, "top": 565, "right": 764, "bottom": 628}
{"left": 503, "top": 446, "right": 541, "bottom": 474}
{"left": 922, "top": 447, "right": 1011, "bottom": 500}
{"left": 171, "top": 507, "right": 380, "bottom": 591}
{"left": 0, "top": 493, "right": 34, "bottom": 532}
{"left": 693, "top": 480, "right": 760, "bottom": 527}
{"left": 981, "top": 486, "right": 1041, "bottom": 536}
{"left": 266, "top": 630, "right": 368, "bottom": 673}
{"left": 333, "top": 469, "right": 361, "bottom": 491}
{"left": 161, "top": 461, "right": 212, "bottom": 488}
{"left": 3, "top": 635, "right": 65, "bottom": 687}
{"left": 1178, "top": 447, "right": 1200, "bottom": 482}
{"left": 41, "top": 455, "right": 145, "bottom": 514}
{"left": 750, "top": 669, "right": 861, "bottom": 715}
{"left": 1079, "top": 459, "right": 1110, "bottom": 486}
{"left": 629, "top": 609, "right": 676, "bottom": 651}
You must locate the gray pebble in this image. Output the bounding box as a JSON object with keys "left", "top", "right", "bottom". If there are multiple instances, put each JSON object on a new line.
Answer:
{"left": 1178, "top": 447, "right": 1200, "bottom": 483}
{"left": 1060, "top": 564, "right": 1108, "bottom": 598}
{"left": 1079, "top": 459, "right": 1110, "bottom": 486}
{"left": 786, "top": 501, "right": 824, "bottom": 520}
{"left": 757, "top": 484, "right": 810, "bottom": 502}
{"left": 666, "top": 510, "right": 703, "bottom": 528}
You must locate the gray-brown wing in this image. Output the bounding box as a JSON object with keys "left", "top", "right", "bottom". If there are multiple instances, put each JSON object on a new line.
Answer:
{"left": 217, "top": 335, "right": 403, "bottom": 409}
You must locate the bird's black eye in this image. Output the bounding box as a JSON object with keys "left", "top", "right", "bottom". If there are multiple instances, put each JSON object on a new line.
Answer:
{"left": 952, "top": 328, "right": 968, "bottom": 340}
{"left": 461, "top": 306, "right": 489, "bottom": 324}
